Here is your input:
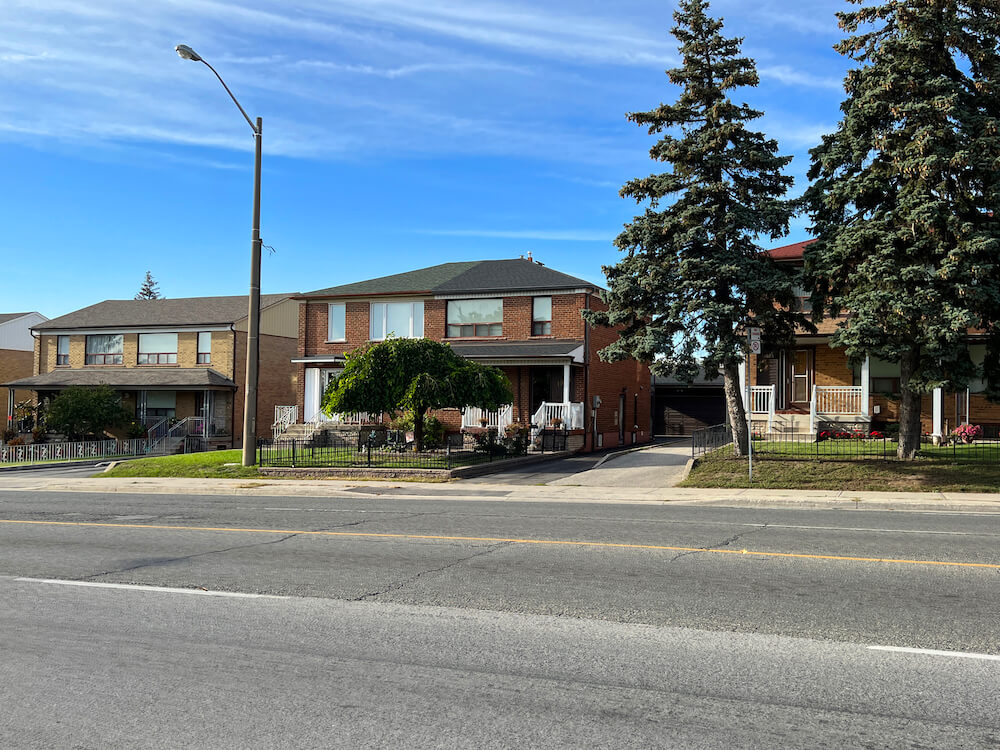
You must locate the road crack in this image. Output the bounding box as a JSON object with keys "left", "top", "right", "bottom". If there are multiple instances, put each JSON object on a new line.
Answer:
{"left": 352, "top": 541, "right": 513, "bottom": 601}
{"left": 668, "top": 525, "right": 769, "bottom": 563}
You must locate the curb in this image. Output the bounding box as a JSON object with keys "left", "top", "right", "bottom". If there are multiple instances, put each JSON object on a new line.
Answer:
{"left": 0, "top": 460, "right": 107, "bottom": 473}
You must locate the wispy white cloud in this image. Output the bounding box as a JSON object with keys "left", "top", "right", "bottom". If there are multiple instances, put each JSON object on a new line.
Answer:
{"left": 415, "top": 228, "right": 612, "bottom": 242}
{"left": 759, "top": 65, "right": 843, "bottom": 92}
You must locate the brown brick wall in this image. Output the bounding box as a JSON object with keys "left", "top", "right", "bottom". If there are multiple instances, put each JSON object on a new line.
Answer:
{"left": 233, "top": 331, "right": 298, "bottom": 446}
{"left": 586, "top": 295, "right": 652, "bottom": 450}
{"left": 1, "top": 349, "right": 34, "bottom": 428}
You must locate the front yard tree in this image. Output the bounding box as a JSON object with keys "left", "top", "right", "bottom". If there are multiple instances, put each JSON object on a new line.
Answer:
{"left": 322, "top": 338, "right": 512, "bottom": 451}
{"left": 803, "top": 0, "right": 1000, "bottom": 460}
{"left": 45, "top": 385, "right": 130, "bottom": 441}
{"left": 584, "top": 0, "right": 805, "bottom": 457}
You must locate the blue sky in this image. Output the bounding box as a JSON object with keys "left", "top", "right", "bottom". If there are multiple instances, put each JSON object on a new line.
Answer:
{"left": 1, "top": 0, "right": 852, "bottom": 318}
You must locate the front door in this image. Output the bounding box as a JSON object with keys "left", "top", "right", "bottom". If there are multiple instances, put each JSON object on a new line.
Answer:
{"left": 790, "top": 349, "right": 813, "bottom": 406}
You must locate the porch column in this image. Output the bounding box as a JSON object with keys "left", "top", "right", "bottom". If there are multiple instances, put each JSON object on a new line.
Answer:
{"left": 737, "top": 360, "right": 747, "bottom": 410}
{"left": 6, "top": 388, "right": 13, "bottom": 428}
{"left": 932, "top": 387, "right": 943, "bottom": 439}
{"left": 562, "top": 363, "right": 571, "bottom": 404}
{"left": 860, "top": 355, "right": 871, "bottom": 417}
{"left": 138, "top": 390, "right": 147, "bottom": 423}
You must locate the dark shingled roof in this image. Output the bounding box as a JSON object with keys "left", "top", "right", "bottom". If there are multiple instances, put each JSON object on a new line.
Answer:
{"left": 0, "top": 313, "right": 33, "bottom": 325}
{"left": 3, "top": 368, "right": 238, "bottom": 390}
{"left": 300, "top": 259, "right": 600, "bottom": 298}
{"left": 35, "top": 294, "right": 292, "bottom": 331}
{"left": 448, "top": 339, "right": 584, "bottom": 359}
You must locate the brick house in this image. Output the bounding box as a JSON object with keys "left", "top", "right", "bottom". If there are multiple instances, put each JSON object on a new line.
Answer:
{"left": 0, "top": 312, "right": 49, "bottom": 431}
{"left": 2, "top": 295, "right": 298, "bottom": 448}
{"left": 745, "top": 240, "right": 996, "bottom": 437}
{"left": 288, "top": 258, "right": 651, "bottom": 451}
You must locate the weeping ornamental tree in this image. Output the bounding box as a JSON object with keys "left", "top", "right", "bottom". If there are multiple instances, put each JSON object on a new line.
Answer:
{"left": 322, "top": 338, "right": 512, "bottom": 452}
{"left": 584, "top": 0, "right": 807, "bottom": 457}
{"left": 803, "top": 0, "right": 1000, "bottom": 460}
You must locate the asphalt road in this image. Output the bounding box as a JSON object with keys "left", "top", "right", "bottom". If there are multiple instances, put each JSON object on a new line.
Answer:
{"left": 1, "top": 489, "right": 999, "bottom": 747}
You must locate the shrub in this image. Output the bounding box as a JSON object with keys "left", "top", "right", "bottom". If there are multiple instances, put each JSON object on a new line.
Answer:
{"left": 2, "top": 428, "right": 16, "bottom": 443}
{"left": 388, "top": 412, "right": 445, "bottom": 449}
{"left": 953, "top": 424, "right": 983, "bottom": 443}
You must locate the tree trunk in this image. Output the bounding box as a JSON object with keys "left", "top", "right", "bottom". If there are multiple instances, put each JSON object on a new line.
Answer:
{"left": 723, "top": 363, "right": 749, "bottom": 458}
{"left": 413, "top": 407, "right": 426, "bottom": 453}
{"left": 897, "top": 349, "right": 922, "bottom": 460}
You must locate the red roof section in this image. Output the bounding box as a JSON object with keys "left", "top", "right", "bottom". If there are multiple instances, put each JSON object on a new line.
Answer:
{"left": 766, "top": 239, "right": 815, "bottom": 260}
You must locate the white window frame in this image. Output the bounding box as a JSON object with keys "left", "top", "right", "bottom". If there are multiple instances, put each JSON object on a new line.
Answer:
{"left": 197, "top": 332, "right": 212, "bottom": 364}
{"left": 327, "top": 303, "right": 347, "bottom": 342}
{"left": 369, "top": 301, "right": 424, "bottom": 341}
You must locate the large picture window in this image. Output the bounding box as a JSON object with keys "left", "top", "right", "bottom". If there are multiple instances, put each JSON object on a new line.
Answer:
{"left": 138, "top": 333, "right": 178, "bottom": 365}
{"left": 370, "top": 302, "right": 423, "bottom": 340}
{"left": 532, "top": 297, "right": 552, "bottom": 336}
{"left": 85, "top": 334, "right": 123, "bottom": 365}
{"left": 447, "top": 299, "right": 503, "bottom": 338}
{"left": 328, "top": 303, "right": 346, "bottom": 342}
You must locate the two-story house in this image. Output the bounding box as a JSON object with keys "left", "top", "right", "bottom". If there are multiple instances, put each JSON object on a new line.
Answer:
{"left": 289, "top": 257, "right": 651, "bottom": 451}
{"left": 2, "top": 295, "right": 298, "bottom": 448}
{"left": 745, "top": 240, "right": 999, "bottom": 438}
{"left": 1, "top": 312, "right": 49, "bottom": 432}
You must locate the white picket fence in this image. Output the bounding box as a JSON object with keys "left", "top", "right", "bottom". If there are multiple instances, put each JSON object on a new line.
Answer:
{"left": 0, "top": 438, "right": 153, "bottom": 465}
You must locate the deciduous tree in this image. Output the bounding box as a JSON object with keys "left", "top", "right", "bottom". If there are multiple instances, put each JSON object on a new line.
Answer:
{"left": 322, "top": 338, "right": 512, "bottom": 451}
{"left": 45, "top": 385, "right": 130, "bottom": 440}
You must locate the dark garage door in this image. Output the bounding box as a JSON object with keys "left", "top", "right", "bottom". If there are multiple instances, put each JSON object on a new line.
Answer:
{"left": 654, "top": 388, "right": 726, "bottom": 436}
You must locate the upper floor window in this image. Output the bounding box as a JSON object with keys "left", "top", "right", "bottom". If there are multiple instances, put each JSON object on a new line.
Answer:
{"left": 370, "top": 301, "right": 423, "bottom": 340}
{"left": 137, "top": 333, "right": 178, "bottom": 365}
{"left": 328, "top": 303, "right": 346, "bottom": 342}
{"left": 56, "top": 335, "right": 70, "bottom": 366}
{"left": 532, "top": 297, "right": 552, "bottom": 336}
{"left": 85, "top": 334, "right": 123, "bottom": 365}
{"left": 197, "top": 332, "right": 212, "bottom": 364}
{"left": 447, "top": 299, "right": 502, "bottom": 338}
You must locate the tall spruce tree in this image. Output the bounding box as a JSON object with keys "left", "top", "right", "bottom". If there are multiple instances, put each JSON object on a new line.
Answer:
{"left": 135, "top": 271, "right": 161, "bottom": 300}
{"left": 585, "top": 0, "right": 805, "bottom": 456}
{"left": 803, "top": 0, "right": 1000, "bottom": 459}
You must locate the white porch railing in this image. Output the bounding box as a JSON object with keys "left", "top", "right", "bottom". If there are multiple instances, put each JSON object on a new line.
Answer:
{"left": 749, "top": 385, "right": 776, "bottom": 434}
{"left": 462, "top": 405, "right": 513, "bottom": 431}
{"left": 532, "top": 402, "right": 585, "bottom": 430}
{"left": 814, "top": 386, "right": 864, "bottom": 415}
{"left": 272, "top": 405, "right": 297, "bottom": 440}
{"left": 0, "top": 438, "right": 152, "bottom": 465}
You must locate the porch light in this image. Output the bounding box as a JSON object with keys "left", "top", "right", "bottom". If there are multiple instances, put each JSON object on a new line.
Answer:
{"left": 175, "top": 44, "right": 202, "bottom": 62}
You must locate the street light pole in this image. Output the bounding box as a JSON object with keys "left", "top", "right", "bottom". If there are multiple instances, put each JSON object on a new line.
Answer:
{"left": 175, "top": 44, "right": 262, "bottom": 466}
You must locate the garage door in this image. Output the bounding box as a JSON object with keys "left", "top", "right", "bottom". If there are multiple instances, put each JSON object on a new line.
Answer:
{"left": 654, "top": 390, "right": 726, "bottom": 436}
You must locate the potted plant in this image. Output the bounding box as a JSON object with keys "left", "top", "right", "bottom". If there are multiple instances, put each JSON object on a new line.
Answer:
{"left": 478, "top": 416, "right": 490, "bottom": 428}
{"left": 550, "top": 416, "right": 564, "bottom": 429}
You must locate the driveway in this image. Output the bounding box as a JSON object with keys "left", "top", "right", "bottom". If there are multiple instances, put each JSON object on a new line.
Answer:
{"left": 547, "top": 440, "right": 691, "bottom": 488}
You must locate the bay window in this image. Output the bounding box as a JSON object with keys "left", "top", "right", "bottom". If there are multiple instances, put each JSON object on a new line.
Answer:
{"left": 370, "top": 301, "right": 423, "bottom": 340}
{"left": 447, "top": 299, "right": 503, "bottom": 338}
{"left": 85, "top": 334, "right": 123, "bottom": 365}
{"left": 138, "top": 333, "right": 178, "bottom": 364}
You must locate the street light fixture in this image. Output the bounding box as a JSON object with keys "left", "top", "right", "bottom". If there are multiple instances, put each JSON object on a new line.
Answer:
{"left": 175, "top": 44, "right": 263, "bottom": 467}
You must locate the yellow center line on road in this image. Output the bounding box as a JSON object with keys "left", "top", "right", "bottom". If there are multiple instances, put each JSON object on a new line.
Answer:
{"left": 1, "top": 518, "right": 999, "bottom": 570}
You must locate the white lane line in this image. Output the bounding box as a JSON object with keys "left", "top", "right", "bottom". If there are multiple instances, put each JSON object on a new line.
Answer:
{"left": 14, "top": 577, "right": 288, "bottom": 600}
{"left": 868, "top": 645, "right": 1000, "bottom": 662}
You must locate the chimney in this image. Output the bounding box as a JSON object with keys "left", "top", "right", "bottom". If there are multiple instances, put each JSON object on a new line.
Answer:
{"left": 526, "top": 250, "right": 533, "bottom": 262}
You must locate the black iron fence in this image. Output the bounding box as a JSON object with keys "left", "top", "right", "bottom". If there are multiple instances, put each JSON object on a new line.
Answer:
{"left": 696, "top": 430, "right": 1000, "bottom": 463}
{"left": 258, "top": 428, "right": 567, "bottom": 470}
{"left": 692, "top": 423, "right": 733, "bottom": 458}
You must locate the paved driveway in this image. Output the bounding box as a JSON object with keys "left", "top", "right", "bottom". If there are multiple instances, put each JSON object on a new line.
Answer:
{"left": 547, "top": 440, "right": 692, "bottom": 488}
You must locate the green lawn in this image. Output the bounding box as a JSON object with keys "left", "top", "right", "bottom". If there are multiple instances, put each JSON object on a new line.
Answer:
{"left": 683, "top": 445, "right": 1000, "bottom": 492}
{"left": 98, "top": 450, "right": 260, "bottom": 478}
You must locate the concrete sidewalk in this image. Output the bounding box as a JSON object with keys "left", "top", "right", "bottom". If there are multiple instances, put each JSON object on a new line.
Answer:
{"left": 1, "top": 473, "right": 999, "bottom": 512}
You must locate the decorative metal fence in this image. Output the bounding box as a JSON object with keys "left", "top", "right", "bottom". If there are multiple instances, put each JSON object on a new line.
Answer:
{"left": 692, "top": 423, "right": 733, "bottom": 458}
{"left": 0, "top": 438, "right": 152, "bottom": 465}
{"left": 258, "top": 428, "right": 567, "bottom": 470}
{"left": 748, "top": 432, "right": 1000, "bottom": 463}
